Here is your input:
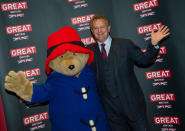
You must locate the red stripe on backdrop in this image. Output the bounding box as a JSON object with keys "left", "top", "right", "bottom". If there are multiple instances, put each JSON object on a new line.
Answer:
{"left": 0, "top": 95, "right": 7, "bottom": 131}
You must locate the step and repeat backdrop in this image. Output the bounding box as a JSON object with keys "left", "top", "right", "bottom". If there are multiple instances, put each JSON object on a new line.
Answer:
{"left": 110, "top": 0, "right": 185, "bottom": 131}
{"left": 0, "top": 0, "right": 185, "bottom": 131}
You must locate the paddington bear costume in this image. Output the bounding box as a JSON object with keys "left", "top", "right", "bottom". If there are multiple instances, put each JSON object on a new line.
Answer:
{"left": 27, "top": 26, "right": 110, "bottom": 131}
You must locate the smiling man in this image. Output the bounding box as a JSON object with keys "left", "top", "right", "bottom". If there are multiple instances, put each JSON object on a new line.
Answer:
{"left": 88, "top": 14, "right": 170, "bottom": 131}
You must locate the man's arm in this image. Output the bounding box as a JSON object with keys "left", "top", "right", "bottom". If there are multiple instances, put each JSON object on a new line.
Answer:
{"left": 128, "top": 25, "right": 170, "bottom": 66}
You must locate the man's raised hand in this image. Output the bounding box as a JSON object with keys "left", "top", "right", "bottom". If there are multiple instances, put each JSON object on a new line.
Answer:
{"left": 151, "top": 25, "right": 170, "bottom": 45}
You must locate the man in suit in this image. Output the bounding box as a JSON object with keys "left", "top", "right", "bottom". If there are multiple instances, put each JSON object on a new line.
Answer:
{"left": 88, "top": 14, "right": 170, "bottom": 131}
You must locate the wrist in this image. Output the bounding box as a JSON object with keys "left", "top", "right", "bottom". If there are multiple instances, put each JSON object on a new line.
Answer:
{"left": 151, "top": 39, "right": 158, "bottom": 46}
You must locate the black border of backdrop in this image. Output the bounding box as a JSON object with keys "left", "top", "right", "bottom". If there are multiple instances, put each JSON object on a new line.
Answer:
{"left": 0, "top": 0, "right": 185, "bottom": 131}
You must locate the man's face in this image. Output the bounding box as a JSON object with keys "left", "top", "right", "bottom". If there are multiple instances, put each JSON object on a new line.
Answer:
{"left": 91, "top": 19, "right": 111, "bottom": 43}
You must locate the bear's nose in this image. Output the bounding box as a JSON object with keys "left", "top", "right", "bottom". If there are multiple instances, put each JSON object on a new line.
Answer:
{"left": 68, "top": 65, "right": 75, "bottom": 70}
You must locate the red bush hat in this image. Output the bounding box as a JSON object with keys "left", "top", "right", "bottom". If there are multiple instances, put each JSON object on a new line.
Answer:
{"left": 45, "top": 26, "right": 94, "bottom": 75}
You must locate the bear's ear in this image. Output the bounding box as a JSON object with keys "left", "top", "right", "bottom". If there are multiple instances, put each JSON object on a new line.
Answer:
{"left": 48, "top": 55, "right": 62, "bottom": 69}
{"left": 48, "top": 59, "right": 55, "bottom": 69}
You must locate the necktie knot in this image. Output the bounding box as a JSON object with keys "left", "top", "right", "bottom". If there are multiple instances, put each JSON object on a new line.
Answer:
{"left": 101, "top": 43, "right": 107, "bottom": 61}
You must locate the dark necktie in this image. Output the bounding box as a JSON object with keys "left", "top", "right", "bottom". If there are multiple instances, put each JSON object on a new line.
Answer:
{"left": 101, "top": 43, "right": 107, "bottom": 61}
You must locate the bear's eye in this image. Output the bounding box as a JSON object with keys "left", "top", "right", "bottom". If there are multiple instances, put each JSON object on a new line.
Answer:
{"left": 72, "top": 53, "right": 76, "bottom": 55}
{"left": 61, "top": 55, "right": 64, "bottom": 58}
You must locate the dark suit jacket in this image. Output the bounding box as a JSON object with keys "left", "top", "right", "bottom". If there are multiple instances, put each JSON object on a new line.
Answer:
{"left": 88, "top": 38, "right": 159, "bottom": 121}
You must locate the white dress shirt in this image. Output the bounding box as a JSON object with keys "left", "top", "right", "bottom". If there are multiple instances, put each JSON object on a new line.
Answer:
{"left": 97, "top": 36, "right": 112, "bottom": 56}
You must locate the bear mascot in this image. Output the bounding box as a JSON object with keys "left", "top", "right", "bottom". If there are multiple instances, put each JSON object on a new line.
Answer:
{"left": 4, "top": 26, "right": 110, "bottom": 131}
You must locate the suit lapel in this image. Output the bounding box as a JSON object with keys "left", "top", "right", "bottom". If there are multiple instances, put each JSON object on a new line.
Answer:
{"left": 107, "top": 38, "right": 117, "bottom": 63}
